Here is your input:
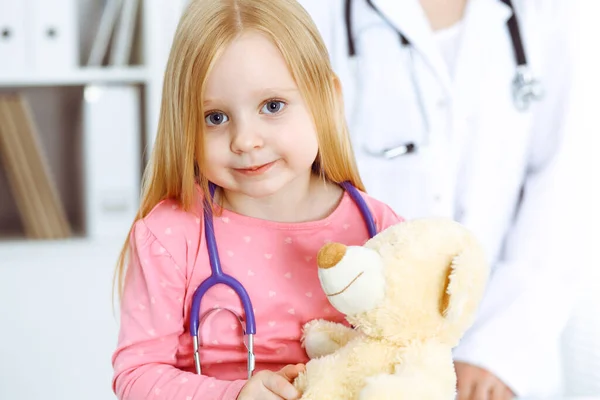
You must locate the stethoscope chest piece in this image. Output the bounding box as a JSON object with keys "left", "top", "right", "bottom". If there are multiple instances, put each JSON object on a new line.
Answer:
{"left": 512, "top": 66, "right": 544, "bottom": 112}
{"left": 193, "top": 306, "right": 256, "bottom": 379}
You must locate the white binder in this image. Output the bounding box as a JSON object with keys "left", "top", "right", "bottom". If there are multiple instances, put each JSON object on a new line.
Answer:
{"left": 82, "top": 84, "right": 141, "bottom": 239}
{"left": 29, "top": 0, "right": 79, "bottom": 71}
{"left": 0, "top": 0, "right": 28, "bottom": 73}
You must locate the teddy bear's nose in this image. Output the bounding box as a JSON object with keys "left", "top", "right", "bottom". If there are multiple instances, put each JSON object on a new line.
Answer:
{"left": 317, "top": 242, "right": 347, "bottom": 269}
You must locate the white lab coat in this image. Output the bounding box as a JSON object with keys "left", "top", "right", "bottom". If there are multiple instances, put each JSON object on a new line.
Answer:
{"left": 298, "top": 0, "right": 588, "bottom": 397}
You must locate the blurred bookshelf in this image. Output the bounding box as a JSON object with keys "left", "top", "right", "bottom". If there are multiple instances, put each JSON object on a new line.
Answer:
{"left": 0, "top": 66, "right": 149, "bottom": 87}
{"left": 0, "top": 0, "right": 186, "bottom": 258}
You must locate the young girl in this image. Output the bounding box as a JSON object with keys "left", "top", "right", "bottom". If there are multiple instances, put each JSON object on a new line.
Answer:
{"left": 111, "top": 0, "right": 402, "bottom": 399}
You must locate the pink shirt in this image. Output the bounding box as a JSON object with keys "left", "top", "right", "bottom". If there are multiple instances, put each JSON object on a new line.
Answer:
{"left": 112, "top": 186, "right": 402, "bottom": 399}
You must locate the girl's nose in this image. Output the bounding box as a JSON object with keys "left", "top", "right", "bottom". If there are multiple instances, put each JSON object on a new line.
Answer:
{"left": 230, "top": 121, "right": 264, "bottom": 153}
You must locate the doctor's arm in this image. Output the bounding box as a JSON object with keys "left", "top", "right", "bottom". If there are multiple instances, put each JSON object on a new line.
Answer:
{"left": 452, "top": 4, "right": 592, "bottom": 398}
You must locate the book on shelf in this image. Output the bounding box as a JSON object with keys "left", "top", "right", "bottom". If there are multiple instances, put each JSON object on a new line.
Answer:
{"left": 88, "top": 0, "right": 141, "bottom": 67}
{"left": 0, "top": 93, "right": 71, "bottom": 239}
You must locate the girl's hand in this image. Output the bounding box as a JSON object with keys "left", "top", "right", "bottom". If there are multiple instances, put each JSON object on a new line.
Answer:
{"left": 237, "top": 364, "right": 305, "bottom": 400}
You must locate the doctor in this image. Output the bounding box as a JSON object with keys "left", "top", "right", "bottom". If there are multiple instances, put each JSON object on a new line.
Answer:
{"left": 298, "top": 0, "right": 585, "bottom": 399}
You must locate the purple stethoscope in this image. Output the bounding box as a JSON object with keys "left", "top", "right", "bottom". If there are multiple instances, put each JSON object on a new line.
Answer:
{"left": 189, "top": 181, "right": 377, "bottom": 378}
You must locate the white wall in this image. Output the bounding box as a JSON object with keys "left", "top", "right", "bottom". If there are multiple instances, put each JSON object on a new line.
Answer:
{"left": 0, "top": 239, "right": 122, "bottom": 399}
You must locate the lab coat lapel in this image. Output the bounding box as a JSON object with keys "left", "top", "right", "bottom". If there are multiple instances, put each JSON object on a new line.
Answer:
{"left": 451, "top": 0, "right": 512, "bottom": 157}
{"left": 453, "top": 0, "right": 512, "bottom": 113}
{"left": 452, "top": 0, "right": 516, "bottom": 234}
{"left": 369, "top": 0, "right": 452, "bottom": 95}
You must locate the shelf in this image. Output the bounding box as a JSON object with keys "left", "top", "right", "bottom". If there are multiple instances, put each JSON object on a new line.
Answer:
{"left": 0, "top": 66, "right": 149, "bottom": 87}
{"left": 0, "top": 235, "right": 126, "bottom": 261}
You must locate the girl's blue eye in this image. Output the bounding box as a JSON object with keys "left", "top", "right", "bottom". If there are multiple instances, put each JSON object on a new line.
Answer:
{"left": 261, "top": 101, "right": 285, "bottom": 114}
{"left": 205, "top": 112, "right": 228, "bottom": 126}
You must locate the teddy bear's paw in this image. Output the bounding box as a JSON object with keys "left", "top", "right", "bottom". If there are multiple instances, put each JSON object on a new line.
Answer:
{"left": 303, "top": 329, "right": 342, "bottom": 359}
{"left": 302, "top": 319, "right": 358, "bottom": 359}
{"left": 301, "top": 319, "right": 330, "bottom": 341}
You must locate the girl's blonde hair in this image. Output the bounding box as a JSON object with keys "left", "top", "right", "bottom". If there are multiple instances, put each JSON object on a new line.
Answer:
{"left": 113, "top": 0, "right": 365, "bottom": 297}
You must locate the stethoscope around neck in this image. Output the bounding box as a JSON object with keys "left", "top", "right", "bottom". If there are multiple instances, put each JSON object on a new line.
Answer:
{"left": 344, "top": 0, "right": 544, "bottom": 159}
{"left": 188, "top": 181, "right": 377, "bottom": 378}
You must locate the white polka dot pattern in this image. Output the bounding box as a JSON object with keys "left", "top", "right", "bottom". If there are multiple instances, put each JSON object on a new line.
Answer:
{"left": 111, "top": 191, "right": 403, "bottom": 399}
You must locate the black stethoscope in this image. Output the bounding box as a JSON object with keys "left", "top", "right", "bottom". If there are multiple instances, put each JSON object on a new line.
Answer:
{"left": 344, "top": 0, "right": 544, "bottom": 159}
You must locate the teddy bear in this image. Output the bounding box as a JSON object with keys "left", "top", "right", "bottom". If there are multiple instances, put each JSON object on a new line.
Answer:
{"left": 293, "top": 217, "right": 490, "bottom": 400}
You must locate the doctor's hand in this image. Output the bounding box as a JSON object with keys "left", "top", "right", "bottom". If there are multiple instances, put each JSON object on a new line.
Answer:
{"left": 455, "top": 362, "right": 515, "bottom": 400}
{"left": 237, "top": 364, "right": 305, "bottom": 400}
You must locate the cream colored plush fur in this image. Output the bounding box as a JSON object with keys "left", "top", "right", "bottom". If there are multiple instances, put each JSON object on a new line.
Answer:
{"left": 293, "top": 218, "right": 490, "bottom": 400}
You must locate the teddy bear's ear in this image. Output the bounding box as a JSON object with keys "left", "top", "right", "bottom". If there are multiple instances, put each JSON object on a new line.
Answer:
{"left": 440, "top": 254, "right": 472, "bottom": 323}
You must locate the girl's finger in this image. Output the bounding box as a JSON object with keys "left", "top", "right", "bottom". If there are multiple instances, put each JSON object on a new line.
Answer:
{"left": 277, "top": 364, "right": 305, "bottom": 381}
{"left": 264, "top": 372, "right": 300, "bottom": 399}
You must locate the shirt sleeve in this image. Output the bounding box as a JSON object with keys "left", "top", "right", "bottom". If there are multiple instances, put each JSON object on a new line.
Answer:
{"left": 112, "top": 219, "right": 246, "bottom": 400}
{"left": 375, "top": 201, "right": 405, "bottom": 232}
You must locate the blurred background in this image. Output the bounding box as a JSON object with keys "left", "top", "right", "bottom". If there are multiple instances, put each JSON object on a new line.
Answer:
{"left": 0, "top": 1, "right": 598, "bottom": 399}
